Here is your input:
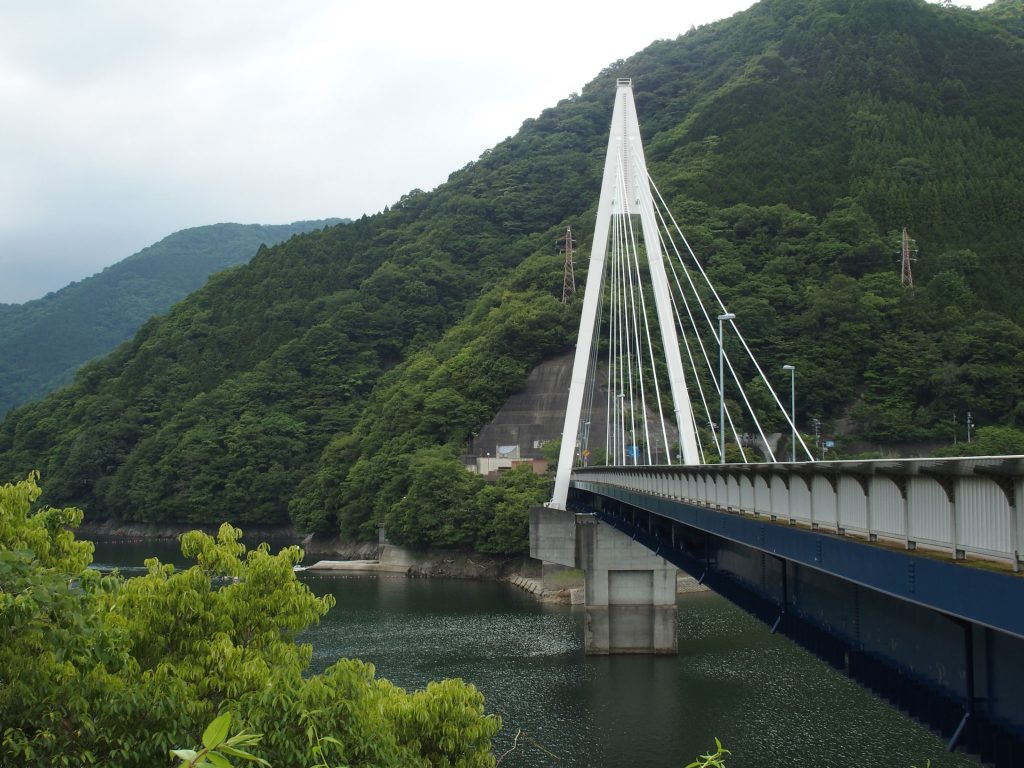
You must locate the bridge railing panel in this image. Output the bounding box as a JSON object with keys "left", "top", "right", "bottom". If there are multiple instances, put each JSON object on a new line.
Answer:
{"left": 790, "top": 476, "right": 813, "bottom": 525}
{"left": 811, "top": 475, "right": 837, "bottom": 530}
{"left": 836, "top": 476, "right": 868, "bottom": 534}
{"left": 1016, "top": 477, "right": 1024, "bottom": 564}
{"left": 740, "top": 474, "right": 755, "bottom": 511}
{"left": 679, "top": 471, "right": 691, "bottom": 500}
{"left": 754, "top": 475, "right": 771, "bottom": 516}
{"left": 668, "top": 472, "right": 680, "bottom": 500}
{"left": 868, "top": 476, "right": 905, "bottom": 540}
{"left": 696, "top": 473, "right": 709, "bottom": 506}
{"left": 956, "top": 476, "right": 1012, "bottom": 559}
{"left": 727, "top": 474, "right": 741, "bottom": 510}
{"left": 770, "top": 476, "right": 791, "bottom": 522}
{"left": 714, "top": 474, "right": 729, "bottom": 509}
{"left": 907, "top": 476, "right": 952, "bottom": 548}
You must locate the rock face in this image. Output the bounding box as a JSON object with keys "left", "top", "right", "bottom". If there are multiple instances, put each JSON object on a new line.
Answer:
{"left": 470, "top": 352, "right": 577, "bottom": 461}
{"left": 468, "top": 351, "right": 679, "bottom": 466}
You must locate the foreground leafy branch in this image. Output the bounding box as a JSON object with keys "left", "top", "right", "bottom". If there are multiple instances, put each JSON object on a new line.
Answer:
{"left": 684, "top": 738, "right": 731, "bottom": 768}
{"left": 171, "top": 712, "right": 268, "bottom": 768}
{"left": 1, "top": 473, "right": 500, "bottom": 767}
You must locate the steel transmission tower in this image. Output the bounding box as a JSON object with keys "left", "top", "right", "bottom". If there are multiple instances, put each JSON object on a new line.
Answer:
{"left": 550, "top": 79, "right": 701, "bottom": 510}
{"left": 901, "top": 226, "right": 916, "bottom": 289}
{"left": 560, "top": 227, "right": 576, "bottom": 303}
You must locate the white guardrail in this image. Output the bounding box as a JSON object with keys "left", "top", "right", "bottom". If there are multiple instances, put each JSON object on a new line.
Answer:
{"left": 572, "top": 456, "right": 1024, "bottom": 571}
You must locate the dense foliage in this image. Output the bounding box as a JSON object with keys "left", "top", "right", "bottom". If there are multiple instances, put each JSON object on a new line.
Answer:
{"left": 0, "top": 474, "right": 500, "bottom": 766}
{"left": 1, "top": 0, "right": 1023, "bottom": 546}
{"left": 0, "top": 220, "right": 342, "bottom": 416}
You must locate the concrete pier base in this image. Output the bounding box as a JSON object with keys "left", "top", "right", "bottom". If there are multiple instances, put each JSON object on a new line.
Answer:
{"left": 530, "top": 506, "right": 677, "bottom": 654}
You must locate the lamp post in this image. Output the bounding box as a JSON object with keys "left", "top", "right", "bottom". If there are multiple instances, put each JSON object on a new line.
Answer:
{"left": 782, "top": 364, "right": 796, "bottom": 461}
{"left": 616, "top": 392, "right": 626, "bottom": 464}
{"left": 717, "top": 312, "right": 735, "bottom": 463}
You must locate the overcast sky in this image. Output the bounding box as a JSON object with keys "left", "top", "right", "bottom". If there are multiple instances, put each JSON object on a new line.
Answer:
{"left": 0, "top": 0, "right": 990, "bottom": 304}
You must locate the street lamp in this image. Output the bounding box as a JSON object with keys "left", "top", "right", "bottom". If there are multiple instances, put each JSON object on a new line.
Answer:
{"left": 717, "top": 312, "right": 735, "bottom": 463}
{"left": 616, "top": 392, "right": 626, "bottom": 464}
{"left": 782, "top": 364, "right": 796, "bottom": 461}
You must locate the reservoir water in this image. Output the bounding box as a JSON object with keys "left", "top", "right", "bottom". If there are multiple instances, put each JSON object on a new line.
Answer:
{"left": 92, "top": 540, "right": 980, "bottom": 767}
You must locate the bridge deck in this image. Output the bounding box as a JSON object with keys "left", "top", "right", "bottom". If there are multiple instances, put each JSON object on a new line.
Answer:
{"left": 573, "top": 479, "right": 1024, "bottom": 640}
{"left": 574, "top": 456, "right": 1024, "bottom": 571}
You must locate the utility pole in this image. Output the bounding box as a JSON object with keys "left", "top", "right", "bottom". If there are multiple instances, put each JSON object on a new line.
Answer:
{"left": 966, "top": 411, "right": 974, "bottom": 443}
{"left": 900, "top": 226, "right": 916, "bottom": 289}
{"left": 718, "top": 312, "right": 735, "bottom": 463}
{"left": 783, "top": 364, "right": 796, "bottom": 461}
{"left": 560, "top": 227, "right": 576, "bottom": 303}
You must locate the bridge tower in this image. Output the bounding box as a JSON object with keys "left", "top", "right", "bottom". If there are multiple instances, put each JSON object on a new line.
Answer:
{"left": 536, "top": 78, "right": 688, "bottom": 655}
{"left": 550, "top": 78, "right": 700, "bottom": 511}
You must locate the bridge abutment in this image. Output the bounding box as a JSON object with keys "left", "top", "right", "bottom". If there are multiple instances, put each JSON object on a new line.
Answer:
{"left": 530, "top": 507, "right": 677, "bottom": 654}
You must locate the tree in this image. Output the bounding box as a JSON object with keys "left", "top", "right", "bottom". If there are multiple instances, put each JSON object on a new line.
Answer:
{"left": 474, "top": 465, "right": 550, "bottom": 554}
{"left": 932, "top": 426, "right": 1024, "bottom": 458}
{"left": 385, "top": 447, "right": 487, "bottom": 550}
{"left": 0, "top": 474, "right": 501, "bottom": 767}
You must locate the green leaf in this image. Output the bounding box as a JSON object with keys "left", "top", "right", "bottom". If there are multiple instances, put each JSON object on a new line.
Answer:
{"left": 170, "top": 748, "right": 199, "bottom": 761}
{"left": 217, "top": 744, "right": 270, "bottom": 766}
{"left": 205, "top": 752, "right": 233, "bottom": 768}
{"left": 203, "top": 712, "right": 232, "bottom": 749}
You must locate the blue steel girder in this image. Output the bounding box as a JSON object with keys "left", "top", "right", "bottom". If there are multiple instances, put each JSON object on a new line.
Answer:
{"left": 574, "top": 482, "right": 1024, "bottom": 641}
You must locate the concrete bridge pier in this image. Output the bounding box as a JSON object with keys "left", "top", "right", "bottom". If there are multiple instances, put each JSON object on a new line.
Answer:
{"left": 530, "top": 506, "right": 677, "bottom": 654}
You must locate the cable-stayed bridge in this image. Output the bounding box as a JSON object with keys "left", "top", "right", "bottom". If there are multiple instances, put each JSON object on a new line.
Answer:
{"left": 532, "top": 78, "right": 1024, "bottom": 764}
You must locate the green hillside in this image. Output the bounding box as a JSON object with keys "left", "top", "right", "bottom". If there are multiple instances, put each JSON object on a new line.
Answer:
{"left": 0, "top": 220, "right": 343, "bottom": 416}
{"left": 1, "top": 0, "right": 1023, "bottom": 550}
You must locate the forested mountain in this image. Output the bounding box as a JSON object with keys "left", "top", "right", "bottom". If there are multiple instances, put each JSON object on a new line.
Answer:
{"left": 1, "top": 0, "right": 1023, "bottom": 548}
{"left": 0, "top": 220, "right": 343, "bottom": 416}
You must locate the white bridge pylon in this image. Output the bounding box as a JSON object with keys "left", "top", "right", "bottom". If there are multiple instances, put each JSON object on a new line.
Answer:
{"left": 551, "top": 78, "right": 701, "bottom": 510}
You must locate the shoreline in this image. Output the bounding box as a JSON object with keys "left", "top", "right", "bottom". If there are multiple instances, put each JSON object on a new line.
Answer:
{"left": 77, "top": 518, "right": 707, "bottom": 600}
{"left": 78, "top": 518, "right": 528, "bottom": 580}
{"left": 301, "top": 559, "right": 412, "bottom": 574}
{"left": 77, "top": 518, "right": 380, "bottom": 559}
